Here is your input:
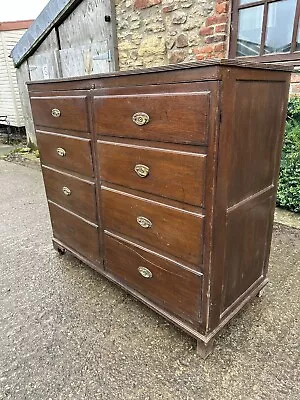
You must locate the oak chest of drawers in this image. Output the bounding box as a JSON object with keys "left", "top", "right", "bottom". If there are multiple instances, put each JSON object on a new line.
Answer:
{"left": 28, "top": 60, "right": 291, "bottom": 357}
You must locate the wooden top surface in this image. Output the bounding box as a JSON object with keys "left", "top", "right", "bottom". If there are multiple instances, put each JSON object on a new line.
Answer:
{"left": 27, "top": 58, "right": 293, "bottom": 86}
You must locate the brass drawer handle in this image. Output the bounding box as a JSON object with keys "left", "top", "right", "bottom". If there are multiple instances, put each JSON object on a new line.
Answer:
{"left": 51, "top": 108, "right": 61, "bottom": 118}
{"left": 56, "top": 147, "right": 66, "bottom": 157}
{"left": 138, "top": 266, "right": 153, "bottom": 279}
{"left": 132, "top": 112, "right": 150, "bottom": 126}
{"left": 134, "top": 164, "right": 149, "bottom": 178}
{"left": 62, "top": 186, "right": 71, "bottom": 196}
{"left": 137, "top": 216, "right": 152, "bottom": 229}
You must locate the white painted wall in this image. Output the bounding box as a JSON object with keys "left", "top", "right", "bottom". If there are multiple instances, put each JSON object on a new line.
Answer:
{"left": 0, "top": 29, "right": 26, "bottom": 127}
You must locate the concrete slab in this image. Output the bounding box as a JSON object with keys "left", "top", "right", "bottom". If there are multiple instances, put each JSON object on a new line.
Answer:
{"left": 0, "top": 160, "right": 299, "bottom": 400}
{"left": 274, "top": 207, "right": 300, "bottom": 230}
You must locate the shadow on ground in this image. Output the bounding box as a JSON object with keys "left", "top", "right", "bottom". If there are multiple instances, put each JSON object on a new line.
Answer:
{"left": 0, "top": 161, "right": 299, "bottom": 400}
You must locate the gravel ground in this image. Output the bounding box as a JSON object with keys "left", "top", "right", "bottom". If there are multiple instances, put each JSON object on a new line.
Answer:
{"left": 0, "top": 160, "right": 299, "bottom": 400}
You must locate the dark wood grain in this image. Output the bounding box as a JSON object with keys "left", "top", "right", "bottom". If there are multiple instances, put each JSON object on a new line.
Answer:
{"left": 222, "top": 196, "right": 272, "bottom": 311}
{"left": 207, "top": 67, "right": 291, "bottom": 333}
{"left": 228, "top": 80, "right": 286, "bottom": 207}
{"left": 42, "top": 166, "right": 97, "bottom": 222}
{"left": 48, "top": 201, "right": 100, "bottom": 263}
{"left": 93, "top": 83, "right": 210, "bottom": 145}
{"left": 104, "top": 234, "right": 203, "bottom": 324}
{"left": 27, "top": 59, "right": 292, "bottom": 87}
{"left": 27, "top": 66, "right": 221, "bottom": 92}
{"left": 28, "top": 62, "right": 291, "bottom": 353}
{"left": 98, "top": 139, "right": 207, "bottom": 207}
{"left": 101, "top": 185, "right": 204, "bottom": 266}
{"left": 37, "top": 131, "right": 94, "bottom": 177}
{"left": 30, "top": 95, "right": 89, "bottom": 132}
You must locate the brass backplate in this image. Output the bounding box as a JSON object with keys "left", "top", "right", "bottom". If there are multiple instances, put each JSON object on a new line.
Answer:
{"left": 132, "top": 112, "right": 150, "bottom": 126}
{"left": 137, "top": 216, "right": 152, "bottom": 229}
{"left": 134, "top": 164, "right": 149, "bottom": 178}
{"left": 51, "top": 108, "right": 61, "bottom": 118}
{"left": 62, "top": 186, "right": 71, "bottom": 196}
{"left": 138, "top": 266, "right": 153, "bottom": 279}
{"left": 56, "top": 147, "right": 66, "bottom": 157}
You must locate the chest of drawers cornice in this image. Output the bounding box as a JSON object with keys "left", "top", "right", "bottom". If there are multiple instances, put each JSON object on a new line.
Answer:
{"left": 28, "top": 60, "right": 291, "bottom": 357}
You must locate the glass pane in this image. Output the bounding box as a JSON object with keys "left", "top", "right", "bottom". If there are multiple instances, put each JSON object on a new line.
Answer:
{"left": 240, "top": 0, "right": 259, "bottom": 5}
{"left": 237, "top": 5, "right": 264, "bottom": 56}
{"left": 264, "top": 0, "right": 297, "bottom": 54}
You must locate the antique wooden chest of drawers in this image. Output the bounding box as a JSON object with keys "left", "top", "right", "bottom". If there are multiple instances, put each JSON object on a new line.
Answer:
{"left": 28, "top": 60, "right": 291, "bottom": 357}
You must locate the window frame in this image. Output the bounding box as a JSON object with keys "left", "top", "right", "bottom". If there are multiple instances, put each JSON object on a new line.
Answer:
{"left": 229, "top": 0, "right": 300, "bottom": 64}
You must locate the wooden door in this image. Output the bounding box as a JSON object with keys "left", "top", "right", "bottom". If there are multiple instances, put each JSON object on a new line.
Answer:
{"left": 57, "top": 0, "right": 117, "bottom": 77}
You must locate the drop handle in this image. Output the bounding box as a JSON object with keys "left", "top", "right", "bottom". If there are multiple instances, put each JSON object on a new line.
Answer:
{"left": 134, "top": 164, "right": 149, "bottom": 178}
{"left": 138, "top": 266, "right": 153, "bottom": 279}
{"left": 56, "top": 147, "right": 66, "bottom": 157}
{"left": 62, "top": 186, "right": 71, "bottom": 196}
{"left": 137, "top": 216, "right": 152, "bottom": 229}
{"left": 132, "top": 112, "right": 150, "bottom": 126}
{"left": 51, "top": 108, "right": 61, "bottom": 117}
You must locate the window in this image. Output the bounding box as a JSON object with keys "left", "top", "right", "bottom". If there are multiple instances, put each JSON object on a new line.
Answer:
{"left": 230, "top": 0, "right": 300, "bottom": 63}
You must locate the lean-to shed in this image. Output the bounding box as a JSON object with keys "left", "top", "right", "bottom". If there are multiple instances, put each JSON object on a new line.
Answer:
{"left": 11, "top": 0, "right": 118, "bottom": 145}
{"left": 0, "top": 20, "right": 33, "bottom": 129}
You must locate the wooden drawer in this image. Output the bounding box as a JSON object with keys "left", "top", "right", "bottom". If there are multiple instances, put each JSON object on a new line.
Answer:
{"left": 93, "top": 83, "right": 210, "bottom": 145}
{"left": 102, "top": 186, "right": 204, "bottom": 266}
{"left": 42, "top": 166, "right": 97, "bottom": 223}
{"left": 98, "top": 140, "right": 206, "bottom": 207}
{"left": 104, "top": 234, "right": 202, "bottom": 324}
{"left": 30, "top": 95, "right": 89, "bottom": 132}
{"left": 37, "top": 131, "right": 93, "bottom": 177}
{"left": 48, "top": 201, "right": 100, "bottom": 262}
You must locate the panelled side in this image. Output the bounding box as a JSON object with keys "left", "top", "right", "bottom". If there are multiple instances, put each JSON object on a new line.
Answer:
{"left": 212, "top": 69, "right": 290, "bottom": 327}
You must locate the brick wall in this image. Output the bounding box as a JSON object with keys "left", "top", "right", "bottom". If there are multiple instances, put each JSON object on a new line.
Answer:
{"left": 115, "top": 0, "right": 300, "bottom": 98}
{"left": 115, "top": 0, "right": 230, "bottom": 70}
{"left": 290, "top": 72, "right": 300, "bottom": 95}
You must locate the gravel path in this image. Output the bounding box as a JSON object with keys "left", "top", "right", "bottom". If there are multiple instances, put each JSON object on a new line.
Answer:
{"left": 0, "top": 160, "right": 299, "bottom": 400}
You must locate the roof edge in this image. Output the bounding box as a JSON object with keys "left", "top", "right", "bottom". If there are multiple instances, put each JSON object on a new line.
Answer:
{"left": 10, "top": 0, "right": 82, "bottom": 67}
{"left": 0, "top": 20, "right": 34, "bottom": 31}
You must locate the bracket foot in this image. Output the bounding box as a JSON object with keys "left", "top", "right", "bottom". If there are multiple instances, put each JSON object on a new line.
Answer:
{"left": 53, "top": 241, "right": 66, "bottom": 255}
{"left": 196, "top": 339, "right": 215, "bottom": 359}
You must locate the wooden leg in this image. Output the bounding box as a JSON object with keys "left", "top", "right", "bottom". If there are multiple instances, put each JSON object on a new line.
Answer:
{"left": 53, "top": 241, "right": 66, "bottom": 255}
{"left": 256, "top": 287, "right": 265, "bottom": 298}
{"left": 196, "top": 339, "right": 214, "bottom": 359}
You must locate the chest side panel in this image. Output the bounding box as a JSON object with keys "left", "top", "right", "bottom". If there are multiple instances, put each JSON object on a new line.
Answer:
{"left": 210, "top": 68, "right": 290, "bottom": 331}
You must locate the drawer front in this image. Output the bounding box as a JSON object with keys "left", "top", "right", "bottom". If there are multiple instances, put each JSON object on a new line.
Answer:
{"left": 104, "top": 235, "right": 202, "bottom": 324}
{"left": 93, "top": 87, "right": 210, "bottom": 145}
{"left": 37, "top": 131, "right": 93, "bottom": 177}
{"left": 102, "top": 187, "right": 204, "bottom": 266}
{"left": 98, "top": 140, "right": 206, "bottom": 207}
{"left": 48, "top": 201, "right": 100, "bottom": 262}
{"left": 42, "top": 166, "right": 97, "bottom": 223}
{"left": 30, "top": 95, "right": 89, "bottom": 132}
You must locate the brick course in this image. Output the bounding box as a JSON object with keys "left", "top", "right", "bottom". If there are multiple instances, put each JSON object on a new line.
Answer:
{"left": 134, "top": 0, "right": 162, "bottom": 10}
{"left": 195, "top": 0, "right": 229, "bottom": 60}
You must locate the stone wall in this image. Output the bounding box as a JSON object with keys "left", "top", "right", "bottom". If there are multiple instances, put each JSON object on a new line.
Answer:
{"left": 115, "top": 0, "right": 230, "bottom": 70}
